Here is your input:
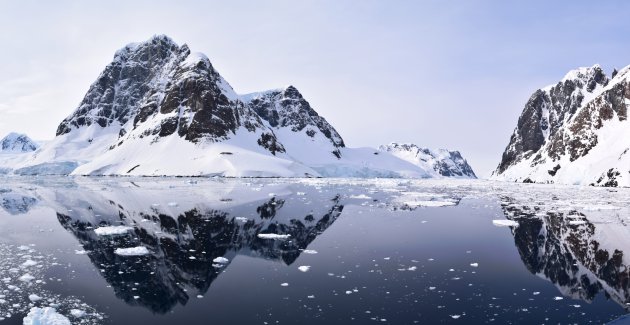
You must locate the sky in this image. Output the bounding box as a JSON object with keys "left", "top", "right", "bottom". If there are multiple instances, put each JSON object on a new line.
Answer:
{"left": 2, "top": 1, "right": 630, "bottom": 177}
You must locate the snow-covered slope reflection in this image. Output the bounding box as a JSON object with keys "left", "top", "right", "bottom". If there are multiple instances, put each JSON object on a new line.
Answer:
{"left": 0, "top": 187, "right": 38, "bottom": 215}
{"left": 47, "top": 179, "right": 344, "bottom": 313}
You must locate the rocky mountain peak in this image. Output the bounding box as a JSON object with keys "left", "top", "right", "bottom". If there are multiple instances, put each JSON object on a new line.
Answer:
{"left": 242, "top": 85, "right": 345, "bottom": 155}
{"left": 56, "top": 35, "right": 191, "bottom": 136}
{"left": 558, "top": 64, "right": 608, "bottom": 92}
{"left": 0, "top": 133, "right": 39, "bottom": 153}
{"left": 494, "top": 62, "right": 630, "bottom": 186}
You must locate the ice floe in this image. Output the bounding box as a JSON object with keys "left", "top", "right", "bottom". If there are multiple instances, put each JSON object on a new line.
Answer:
{"left": 94, "top": 226, "right": 133, "bottom": 236}
{"left": 114, "top": 246, "right": 150, "bottom": 256}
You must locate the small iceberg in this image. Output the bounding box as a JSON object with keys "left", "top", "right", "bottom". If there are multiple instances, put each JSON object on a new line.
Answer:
{"left": 114, "top": 246, "right": 150, "bottom": 256}
{"left": 492, "top": 220, "right": 519, "bottom": 227}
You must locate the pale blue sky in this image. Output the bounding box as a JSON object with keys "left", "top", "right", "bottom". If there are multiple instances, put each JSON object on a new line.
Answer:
{"left": 1, "top": 0, "right": 630, "bottom": 176}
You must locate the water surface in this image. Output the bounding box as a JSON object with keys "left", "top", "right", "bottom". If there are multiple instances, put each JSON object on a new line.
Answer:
{"left": 1, "top": 177, "right": 629, "bottom": 324}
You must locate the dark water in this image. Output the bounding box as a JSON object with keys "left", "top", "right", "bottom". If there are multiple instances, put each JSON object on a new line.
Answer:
{"left": 0, "top": 178, "right": 629, "bottom": 324}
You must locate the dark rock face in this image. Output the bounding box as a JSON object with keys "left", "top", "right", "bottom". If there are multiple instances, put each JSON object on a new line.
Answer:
{"left": 257, "top": 132, "right": 286, "bottom": 155}
{"left": 57, "top": 35, "right": 186, "bottom": 135}
{"left": 0, "top": 133, "right": 38, "bottom": 152}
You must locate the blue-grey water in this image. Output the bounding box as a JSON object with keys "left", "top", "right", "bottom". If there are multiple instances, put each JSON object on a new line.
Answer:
{"left": 1, "top": 177, "right": 629, "bottom": 324}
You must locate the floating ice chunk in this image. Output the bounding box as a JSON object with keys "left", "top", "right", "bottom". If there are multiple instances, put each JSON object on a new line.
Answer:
{"left": 235, "top": 217, "right": 249, "bottom": 222}
{"left": 404, "top": 200, "right": 456, "bottom": 207}
{"left": 553, "top": 296, "right": 563, "bottom": 300}
{"left": 533, "top": 292, "right": 540, "bottom": 295}
{"left": 470, "top": 263, "right": 479, "bottom": 267}
{"left": 257, "top": 233, "right": 291, "bottom": 240}
{"left": 94, "top": 226, "right": 133, "bottom": 236}
{"left": 280, "top": 283, "right": 289, "bottom": 287}
{"left": 114, "top": 246, "right": 149, "bottom": 256}
{"left": 307, "top": 295, "right": 315, "bottom": 299}
{"left": 492, "top": 220, "right": 519, "bottom": 227}
{"left": 19, "top": 273, "right": 35, "bottom": 282}
{"left": 213, "top": 257, "right": 229, "bottom": 264}
{"left": 22, "top": 260, "right": 38, "bottom": 267}
{"left": 345, "top": 290, "right": 352, "bottom": 294}
{"left": 349, "top": 194, "right": 372, "bottom": 199}
{"left": 302, "top": 250, "right": 318, "bottom": 254}
{"left": 298, "top": 266, "right": 311, "bottom": 272}
{"left": 408, "top": 266, "right": 417, "bottom": 271}
{"left": 70, "top": 309, "right": 86, "bottom": 318}
{"left": 74, "top": 250, "right": 88, "bottom": 255}
{"left": 28, "top": 294, "right": 43, "bottom": 302}
{"left": 568, "top": 220, "right": 587, "bottom": 225}
{"left": 23, "top": 307, "right": 71, "bottom": 325}
{"left": 451, "top": 315, "right": 461, "bottom": 319}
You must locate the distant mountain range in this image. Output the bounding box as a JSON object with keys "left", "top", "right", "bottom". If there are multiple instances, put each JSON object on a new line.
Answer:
{"left": 0, "top": 35, "right": 474, "bottom": 179}
{"left": 493, "top": 64, "right": 630, "bottom": 187}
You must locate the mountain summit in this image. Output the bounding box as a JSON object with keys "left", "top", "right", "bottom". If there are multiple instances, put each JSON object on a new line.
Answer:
{"left": 493, "top": 64, "right": 630, "bottom": 186}
{"left": 0, "top": 133, "right": 39, "bottom": 153}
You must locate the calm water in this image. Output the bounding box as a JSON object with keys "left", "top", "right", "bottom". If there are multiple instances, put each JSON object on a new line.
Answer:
{"left": 1, "top": 177, "right": 629, "bottom": 324}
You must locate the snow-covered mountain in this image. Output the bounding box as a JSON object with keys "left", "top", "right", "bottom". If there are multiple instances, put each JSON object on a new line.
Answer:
{"left": 0, "top": 133, "right": 38, "bottom": 153}
{"left": 492, "top": 64, "right": 630, "bottom": 186}
{"left": 379, "top": 143, "right": 476, "bottom": 178}
{"left": 0, "top": 35, "right": 468, "bottom": 178}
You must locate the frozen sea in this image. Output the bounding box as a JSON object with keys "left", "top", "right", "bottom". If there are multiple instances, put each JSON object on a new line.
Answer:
{"left": 1, "top": 177, "right": 630, "bottom": 324}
